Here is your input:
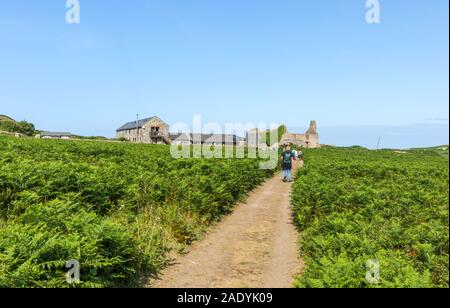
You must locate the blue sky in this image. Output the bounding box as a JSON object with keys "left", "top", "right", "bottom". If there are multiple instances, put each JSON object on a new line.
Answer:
{"left": 0, "top": 0, "right": 448, "bottom": 148}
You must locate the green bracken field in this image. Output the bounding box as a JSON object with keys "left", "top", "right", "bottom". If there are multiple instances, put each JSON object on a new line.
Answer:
{"left": 0, "top": 136, "right": 275, "bottom": 287}
{"left": 0, "top": 135, "right": 448, "bottom": 288}
{"left": 292, "top": 147, "right": 449, "bottom": 288}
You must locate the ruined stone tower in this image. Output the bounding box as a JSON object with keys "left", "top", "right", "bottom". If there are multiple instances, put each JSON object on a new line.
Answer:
{"left": 279, "top": 120, "right": 320, "bottom": 148}
{"left": 305, "top": 120, "right": 319, "bottom": 148}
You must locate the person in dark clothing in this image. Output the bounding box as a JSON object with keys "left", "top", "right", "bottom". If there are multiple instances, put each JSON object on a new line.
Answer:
{"left": 281, "top": 145, "right": 294, "bottom": 182}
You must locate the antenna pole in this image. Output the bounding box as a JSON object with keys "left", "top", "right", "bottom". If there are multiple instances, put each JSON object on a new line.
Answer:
{"left": 136, "top": 114, "right": 139, "bottom": 143}
{"left": 377, "top": 136, "right": 381, "bottom": 151}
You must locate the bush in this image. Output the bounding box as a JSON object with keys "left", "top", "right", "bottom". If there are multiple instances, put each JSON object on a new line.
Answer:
{"left": 0, "top": 198, "right": 138, "bottom": 288}
{"left": 0, "top": 136, "right": 275, "bottom": 287}
{"left": 292, "top": 148, "right": 449, "bottom": 288}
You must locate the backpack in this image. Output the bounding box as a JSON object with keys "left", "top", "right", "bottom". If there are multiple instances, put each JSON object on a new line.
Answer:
{"left": 283, "top": 151, "right": 292, "bottom": 164}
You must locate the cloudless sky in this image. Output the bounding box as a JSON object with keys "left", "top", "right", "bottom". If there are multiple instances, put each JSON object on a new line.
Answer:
{"left": 0, "top": 0, "right": 448, "bottom": 147}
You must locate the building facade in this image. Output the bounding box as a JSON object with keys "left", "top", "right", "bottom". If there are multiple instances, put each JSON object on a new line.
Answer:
{"left": 116, "top": 116, "right": 244, "bottom": 146}
{"left": 116, "top": 116, "right": 171, "bottom": 144}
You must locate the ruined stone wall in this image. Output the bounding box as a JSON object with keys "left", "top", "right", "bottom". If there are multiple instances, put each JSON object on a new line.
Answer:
{"left": 280, "top": 133, "right": 307, "bottom": 147}
{"left": 306, "top": 133, "right": 319, "bottom": 148}
{"left": 305, "top": 120, "right": 319, "bottom": 148}
{"left": 280, "top": 120, "right": 320, "bottom": 148}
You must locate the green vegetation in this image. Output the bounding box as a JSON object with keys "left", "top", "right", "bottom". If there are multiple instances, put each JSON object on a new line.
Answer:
{"left": 0, "top": 115, "right": 35, "bottom": 136}
{"left": 71, "top": 135, "right": 109, "bottom": 141}
{"left": 292, "top": 147, "right": 449, "bottom": 288}
{"left": 266, "top": 125, "right": 287, "bottom": 146}
{"left": 409, "top": 145, "right": 449, "bottom": 158}
{"left": 0, "top": 115, "right": 15, "bottom": 122}
{"left": 0, "top": 136, "right": 275, "bottom": 287}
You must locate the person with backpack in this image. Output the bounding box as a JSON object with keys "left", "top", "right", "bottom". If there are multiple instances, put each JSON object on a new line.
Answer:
{"left": 292, "top": 147, "right": 298, "bottom": 160}
{"left": 281, "top": 144, "right": 295, "bottom": 182}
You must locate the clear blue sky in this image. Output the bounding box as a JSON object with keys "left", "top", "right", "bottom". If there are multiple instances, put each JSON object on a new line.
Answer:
{"left": 0, "top": 1, "right": 448, "bottom": 148}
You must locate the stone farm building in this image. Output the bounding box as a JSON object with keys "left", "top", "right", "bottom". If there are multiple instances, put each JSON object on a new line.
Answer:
{"left": 116, "top": 116, "right": 245, "bottom": 146}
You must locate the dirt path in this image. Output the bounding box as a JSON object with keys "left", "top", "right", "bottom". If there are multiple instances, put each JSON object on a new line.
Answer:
{"left": 147, "top": 163, "right": 303, "bottom": 288}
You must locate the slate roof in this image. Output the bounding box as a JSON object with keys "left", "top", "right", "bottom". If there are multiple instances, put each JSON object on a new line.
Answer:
{"left": 40, "top": 131, "right": 72, "bottom": 137}
{"left": 169, "top": 133, "right": 244, "bottom": 144}
{"left": 193, "top": 134, "right": 233, "bottom": 143}
{"left": 169, "top": 133, "right": 192, "bottom": 142}
{"left": 116, "top": 116, "right": 168, "bottom": 132}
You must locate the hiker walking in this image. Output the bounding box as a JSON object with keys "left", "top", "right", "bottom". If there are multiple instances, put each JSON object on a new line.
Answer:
{"left": 292, "top": 147, "right": 298, "bottom": 160}
{"left": 298, "top": 149, "right": 303, "bottom": 161}
{"left": 281, "top": 144, "right": 294, "bottom": 182}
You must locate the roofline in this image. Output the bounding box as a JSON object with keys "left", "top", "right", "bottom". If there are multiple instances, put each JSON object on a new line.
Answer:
{"left": 40, "top": 131, "right": 72, "bottom": 136}
{"left": 116, "top": 116, "right": 169, "bottom": 132}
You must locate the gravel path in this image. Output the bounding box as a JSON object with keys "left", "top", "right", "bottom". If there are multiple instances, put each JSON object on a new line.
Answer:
{"left": 147, "top": 163, "right": 303, "bottom": 288}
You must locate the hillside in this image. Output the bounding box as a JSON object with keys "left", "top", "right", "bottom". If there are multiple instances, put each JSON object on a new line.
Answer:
{"left": 0, "top": 114, "right": 15, "bottom": 122}
{"left": 0, "top": 115, "right": 35, "bottom": 136}
{"left": 409, "top": 145, "right": 449, "bottom": 157}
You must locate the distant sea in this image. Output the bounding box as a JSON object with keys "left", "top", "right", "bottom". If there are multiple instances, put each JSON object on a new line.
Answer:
{"left": 291, "top": 123, "right": 449, "bottom": 150}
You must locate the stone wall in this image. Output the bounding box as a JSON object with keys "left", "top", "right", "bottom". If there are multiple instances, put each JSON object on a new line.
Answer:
{"left": 141, "top": 117, "right": 170, "bottom": 144}
{"left": 116, "top": 117, "right": 170, "bottom": 144}
{"left": 280, "top": 121, "right": 320, "bottom": 148}
{"left": 116, "top": 128, "right": 139, "bottom": 141}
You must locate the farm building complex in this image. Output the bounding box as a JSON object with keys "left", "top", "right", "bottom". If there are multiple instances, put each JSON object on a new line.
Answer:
{"left": 116, "top": 116, "right": 319, "bottom": 148}
{"left": 116, "top": 116, "right": 245, "bottom": 146}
